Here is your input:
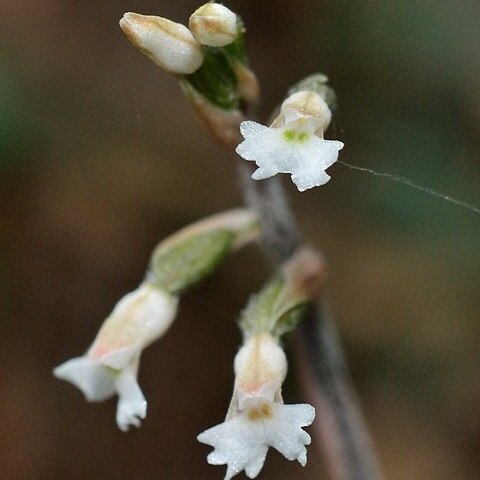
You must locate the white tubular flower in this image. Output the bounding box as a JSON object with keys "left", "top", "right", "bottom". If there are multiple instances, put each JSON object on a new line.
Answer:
{"left": 236, "top": 91, "right": 344, "bottom": 192}
{"left": 53, "top": 282, "right": 178, "bottom": 431}
{"left": 119, "top": 12, "right": 204, "bottom": 74}
{"left": 198, "top": 334, "right": 315, "bottom": 479}
{"left": 189, "top": 3, "right": 238, "bottom": 47}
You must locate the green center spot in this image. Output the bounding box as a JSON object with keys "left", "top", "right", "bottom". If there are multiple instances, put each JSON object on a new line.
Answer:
{"left": 283, "top": 129, "right": 310, "bottom": 143}
{"left": 297, "top": 132, "right": 309, "bottom": 142}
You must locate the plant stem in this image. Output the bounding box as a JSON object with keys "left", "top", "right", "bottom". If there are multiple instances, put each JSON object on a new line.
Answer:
{"left": 237, "top": 161, "right": 382, "bottom": 480}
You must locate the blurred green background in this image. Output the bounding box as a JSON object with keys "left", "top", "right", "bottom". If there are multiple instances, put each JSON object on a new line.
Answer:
{"left": 1, "top": 1, "right": 479, "bottom": 479}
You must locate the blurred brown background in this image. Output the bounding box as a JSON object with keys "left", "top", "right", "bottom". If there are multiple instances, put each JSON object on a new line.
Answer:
{"left": 1, "top": 0, "right": 479, "bottom": 479}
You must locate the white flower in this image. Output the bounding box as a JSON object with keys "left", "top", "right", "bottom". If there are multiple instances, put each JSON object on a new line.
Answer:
{"left": 53, "top": 282, "right": 178, "bottom": 431}
{"left": 236, "top": 91, "right": 344, "bottom": 192}
{"left": 198, "top": 334, "right": 315, "bottom": 479}
{"left": 119, "top": 13, "right": 204, "bottom": 74}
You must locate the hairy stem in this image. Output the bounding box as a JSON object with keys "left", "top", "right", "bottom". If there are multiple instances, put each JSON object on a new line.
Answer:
{"left": 237, "top": 161, "right": 382, "bottom": 480}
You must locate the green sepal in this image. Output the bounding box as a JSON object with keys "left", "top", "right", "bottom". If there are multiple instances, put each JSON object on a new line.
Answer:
{"left": 181, "top": 17, "right": 249, "bottom": 111}
{"left": 221, "top": 18, "right": 247, "bottom": 65}
{"left": 288, "top": 73, "right": 337, "bottom": 111}
{"left": 272, "top": 303, "right": 308, "bottom": 339}
{"left": 150, "top": 229, "right": 235, "bottom": 294}
{"left": 183, "top": 47, "right": 240, "bottom": 110}
{"left": 240, "top": 276, "right": 309, "bottom": 339}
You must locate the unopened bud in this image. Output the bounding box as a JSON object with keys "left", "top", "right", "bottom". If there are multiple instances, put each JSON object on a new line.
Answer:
{"left": 278, "top": 91, "right": 332, "bottom": 134}
{"left": 120, "top": 12, "right": 204, "bottom": 75}
{"left": 189, "top": 3, "right": 238, "bottom": 47}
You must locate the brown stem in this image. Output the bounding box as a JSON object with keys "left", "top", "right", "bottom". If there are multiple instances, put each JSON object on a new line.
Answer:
{"left": 297, "top": 304, "right": 382, "bottom": 480}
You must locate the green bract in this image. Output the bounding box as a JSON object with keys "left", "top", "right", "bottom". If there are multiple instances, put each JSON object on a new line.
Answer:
{"left": 240, "top": 276, "right": 309, "bottom": 339}
{"left": 182, "top": 17, "right": 248, "bottom": 110}
{"left": 150, "top": 229, "right": 235, "bottom": 293}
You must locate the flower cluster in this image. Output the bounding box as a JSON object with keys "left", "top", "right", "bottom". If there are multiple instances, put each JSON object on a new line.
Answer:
{"left": 198, "top": 334, "right": 315, "bottom": 479}
{"left": 55, "top": 2, "right": 332, "bottom": 478}
{"left": 236, "top": 90, "right": 344, "bottom": 191}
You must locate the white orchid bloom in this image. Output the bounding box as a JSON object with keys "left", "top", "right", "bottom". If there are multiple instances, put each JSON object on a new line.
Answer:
{"left": 198, "top": 333, "right": 315, "bottom": 479}
{"left": 236, "top": 91, "right": 344, "bottom": 192}
{"left": 53, "top": 282, "right": 178, "bottom": 431}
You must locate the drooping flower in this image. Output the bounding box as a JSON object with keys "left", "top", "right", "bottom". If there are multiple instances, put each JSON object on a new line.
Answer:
{"left": 53, "top": 282, "right": 178, "bottom": 431}
{"left": 236, "top": 90, "right": 344, "bottom": 192}
{"left": 198, "top": 333, "right": 315, "bottom": 479}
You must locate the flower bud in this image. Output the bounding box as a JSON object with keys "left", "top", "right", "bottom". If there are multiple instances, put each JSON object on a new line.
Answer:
{"left": 119, "top": 12, "right": 204, "bottom": 74}
{"left": 189, "top": 3, "right": 238, "bottom": 47}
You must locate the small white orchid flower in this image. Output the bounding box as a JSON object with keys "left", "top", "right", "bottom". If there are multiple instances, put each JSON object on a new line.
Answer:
{"left": 53, "top": 282, "right": 178, "bottom": 431}
{"left": 198, "top": 333, "right": 315, "bottom": 479}
{"left": 236, "top": 91, "right": 344, "bottom": 192}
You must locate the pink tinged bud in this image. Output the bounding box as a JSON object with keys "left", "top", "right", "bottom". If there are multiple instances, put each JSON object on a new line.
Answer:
{"left": 119, "top": 12, "right": 204, "bottom": 74}
{"left": 189, "top": 3, "right": 238, "bottom": 47}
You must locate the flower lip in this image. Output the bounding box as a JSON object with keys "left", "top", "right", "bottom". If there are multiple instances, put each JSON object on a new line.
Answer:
{"left": 198, "top": 396, "right": 315, "bottom": 479}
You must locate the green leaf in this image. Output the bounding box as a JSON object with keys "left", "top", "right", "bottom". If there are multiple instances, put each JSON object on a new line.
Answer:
{"left": 150, "top": 229, "right": 235, "bottom": 294}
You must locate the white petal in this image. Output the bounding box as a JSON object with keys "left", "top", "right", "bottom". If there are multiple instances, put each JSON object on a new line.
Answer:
{"left": 198, "top": 400, "right": 315, "bottom": 478}
{"left": 236, "top": 121, "right": 280, "bottom": 163}
{"left": 239, "top": 120, "right": 271, "bottom": 138}
{"left": 251, "top": 166, "right": 279, "bottom": 181}
{"left": 244, "top": 455, "right": 266, "bottom": 479}
{"left": 198, "top": 416, "right": 269, "bottom": 479}
{"left": 266, "top": 403, "right": 315, "bottom": 463}
{"left": 291, "top": 139, "right": 344, "bottom": 191}
{"left": 53, "top": 356, "right": 116, "bottom": 402}
{"left": 114, "top": 364, "right": 147, "bottom": 431}
{"left": 291, "top": 171, "right": 331, "bottom": 192}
